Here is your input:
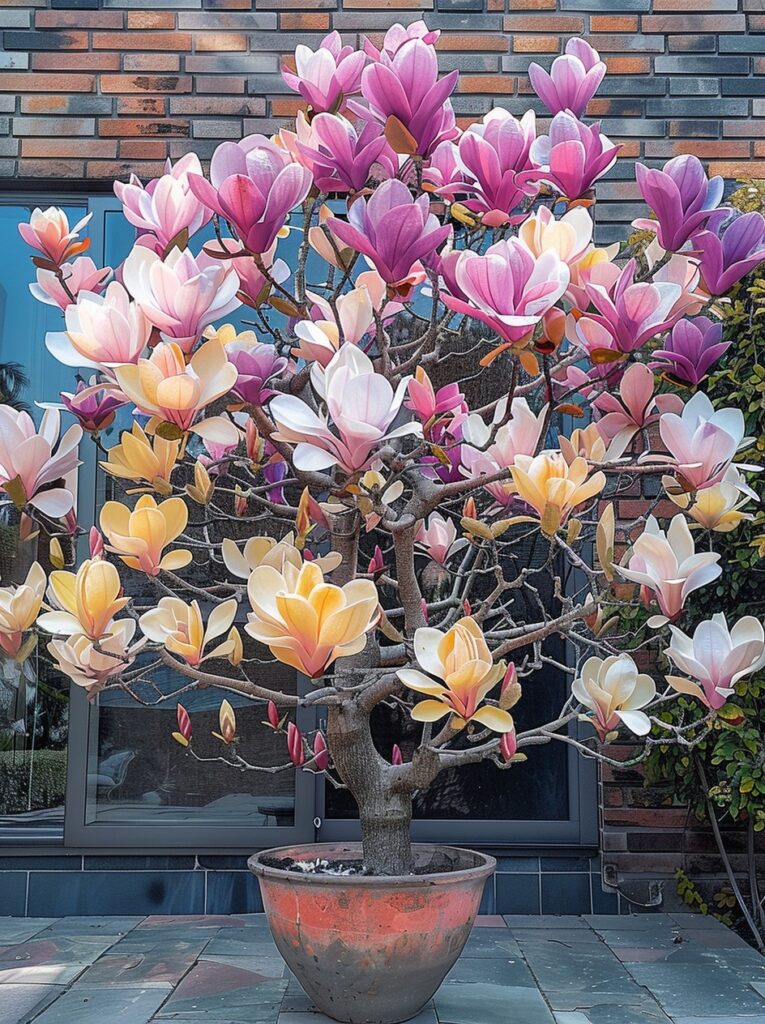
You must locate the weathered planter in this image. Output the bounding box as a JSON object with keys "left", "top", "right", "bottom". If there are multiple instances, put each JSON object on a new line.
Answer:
{"left": 249, "top": 842, "right": 495, "bottom": 1024}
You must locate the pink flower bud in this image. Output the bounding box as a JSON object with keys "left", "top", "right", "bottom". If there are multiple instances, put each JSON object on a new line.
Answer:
{"left": 421, "top": 599, "right": 429, "bottom": 624}
{"left": 463, "top": 598, "right": 471, "bottom": 616}
{"left": 500, "top": 663, "right": 517, "bottom": 696}
{"left": 500, "top": 730, "right": 517, "bottom": 763}
{"left": 313, "top": 731, "right": 329, "bottom": 772}
{"left": 391, "top": 743, "right": 403, "bottom": 766}
{"left": 267, "top": 700, "right": 280, "bottom": 730}
{"left": 89, "top": 527, "right": 104, "bottom": 558}
{"left": 287, "top": 722, "right": 305, "bottom": 767}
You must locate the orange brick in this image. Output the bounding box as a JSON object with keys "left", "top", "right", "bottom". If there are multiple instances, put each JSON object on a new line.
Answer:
{"left": 101, "top": 74, "right": 192, "bottom": 94}
{"left": 195, "top": 33, "right": 248, "bottom": 52}
{"left": 35, "top": 10, "right": 122, "bottom": 28}
{"left": 606, "top": 57, "right": 651, "bottom": 75}
{"left": 709, "top": 160, "right": 765, "bottom": 177}
{"left": 86, "top": 160, "right": 167, "bottom": 179}
{"left": 590, "top": 15, "right": 638, "bottom": 32}
{"left": 126, "top": 11, "right": 175, "bottom": 30}
{"left": 118, "top": 96, "right": 167, "bottom": 116}
{"left": 98, "top": 118, "right": 190, "bottom": 137}
{"left": 458, "top": 75, "right": 516, "bottom": 95}
{"left": 123, "top": 54, "right": 181, "bottom": 72}
{"left": 280, "top": 13, "right": 331, "bottom": 30}
{"left": 513, "top": 35, "right": 560, "bottom": 53}
{"left": 18, "top": 158, "right": 84, "bottom": 178}
{"left": 93, "top": 31, "right": 191, "bottom": 50}
{"left": 645, "top": 139, "right": 750, "bottom": 158}
{"left": 436, "top": 34, "right": 509, "bottom": 52}
{"left": 508, "top": 0, "right": 556, "bottom": 8}
{"left": 271, "top": 97, "right": 306, "bottom": 117}
{"left": 0, "top": 72, "right": 94, "bottom": 92}
{"left": 118, "top": 140, "right": 168, "bottom": 160}
{"left": 503, "top": 15, "right": 583, "bottom": 31}
{"left": 33, "top": 52, "right": 119, "bottom": 71}
{"left": 21, "top": 138, "right": 117, "bottom": 159}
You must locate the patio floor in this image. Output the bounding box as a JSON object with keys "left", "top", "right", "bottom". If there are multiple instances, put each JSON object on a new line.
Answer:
{"left": 1, "top": 912, "right": 765, "bottom": 1024}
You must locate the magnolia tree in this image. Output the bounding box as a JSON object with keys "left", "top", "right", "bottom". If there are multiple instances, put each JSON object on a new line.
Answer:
{"left": 2, "top": 23, "right": 765, "bottom": 875}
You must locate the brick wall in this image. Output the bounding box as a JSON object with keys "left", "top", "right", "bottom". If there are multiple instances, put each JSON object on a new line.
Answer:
{"left": 0, "top": 0, "right": 759, "bottom": 910}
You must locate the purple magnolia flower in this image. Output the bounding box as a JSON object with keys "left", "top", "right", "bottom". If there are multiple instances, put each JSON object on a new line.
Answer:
{"left": 633, "top": 154, "right": 725, "bottom": 252}
{"left": 227, "top": 340, "right": 290, "bottom": 406}
{"left": 523, "top": 112, "right": 620, "bottom": 201}
{"left": 297, "top": 113, "right": 395, "bottom": 194}
{"left": 692, "top": 211, "right": 765, "bottom": 296}
{"left": 188, "top": 135, "right": 312, "bottom": 255}
{"left": 529, "top": 39, "right": 606, "bottom": 118}
{"left": 327, "top": 178, "right": 451, "bottom": 292}
{"left": 422, "top": 141, "right": 465, "bottom": 203}
{"left": 281, "top": 31, "right": 366, "bottom": 114}
{"left": 363, "top": 20, "right": 440, "bottom": 62}
{"left": 356, "top": 37, "right": 458, "bottom": 158}
{"left": 60, "top": 379, "right": 127, "bottom": 434}
{"left": 263, "top": 444, "right": 288, "bottom": 505}
{"left": 457, "top": 109, "right": 538, "bottom": 227}
{"left": 651, "top": 316, "right": 730, "bottom": 386}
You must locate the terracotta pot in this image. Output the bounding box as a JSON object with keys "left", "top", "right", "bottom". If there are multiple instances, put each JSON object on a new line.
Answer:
{"left": 249, "top": 842, "right": 495, "bottom": 1024}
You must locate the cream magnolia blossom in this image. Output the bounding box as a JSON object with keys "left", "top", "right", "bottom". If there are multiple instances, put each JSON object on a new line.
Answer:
{"left": 572, "top": 654, "right": 655, "bottom": 740}
{"left": 0, "top": 406, "right": 81, "bottom": 518}
{"left": 398, "top": 617, "right": 512, "bottom": 732}
{"left": 659, "top": 391, "right": 748, "bottom": 492}
{"left": 139, "top": 597, "right": 238, "bottom": 667}
{"left": 48, "top": 619, "right": 146, "bottom": 690}
{"left": 114, "top": 339, "right": 238, "bottom": 446}
{"left": 0, "top": 562, "right": 47, "bottom": 657}
{"left": 415, "top": 513, "right": 463, "bottom": 566}
{"left": 665, "top": 614, "right": 765, "bottom": 710}
{"left": 668, "top": 466, "right": 754, "bottom": 532}
{"left": 518, "top": 206, "right": 593, "bottom": 270}
{"left": 100, "top": 495, "right": 191, "bottom": 576}
{"left": 38, "top": 558, "right": 129, "bottom": 640}
{"left": 510, "top": 451, "right": 606, "bottom": 535}
{"left": 461, "top": 397, "right": 547, "bottom": 508}
{"left": 618, "top": 514, "right": 722, "bottom": 625}
{"left": 245, "top": 560, "right": 379, "bottom": 678}
{"left": 47, "top": 281, "right": 152, "bottom": 372}
{"left": 221, "top": 532, "right": 341, "bottom": 579}
{"left": 99, "top": 422, "right": 180, "bottom": 495}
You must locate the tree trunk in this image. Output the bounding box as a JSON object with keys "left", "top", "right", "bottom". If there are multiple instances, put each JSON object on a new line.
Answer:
{"left": 326, "top": 700, "right": 415, "bottom": 876}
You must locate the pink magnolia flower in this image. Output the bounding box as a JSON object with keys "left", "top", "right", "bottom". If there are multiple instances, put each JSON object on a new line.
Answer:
{"left": 0, "top": 406, "right": 81, "bottom": 518}
{"left": 60, "top": 378, "right": 128, "bottom": 434}
{"left": 30, "top": 257, "right": 110, "bottom": 311}
{"left": 297, "top": 113, "right": 395, "bottom": 193}
{"left": 573, "top": 259, "right": 685, "bottom": 356}
{"left": 415, "top": 513, "right": 462, "bottom": 566}
{"left": 363, "top": 20, "right": 440, "bottom": 62}
{"left": 529, "top": 39, "right": 606, "bottom": 118}
{"left": 209, "top": 237, "right": 290, "bottom": 307}
{"left": 423, "top": 141, "right": 465, "bottom": 203}
{"left": 441, "top": 238, "right": 569, "bottom": 345}
{"left": 358, "top": 38, "right": 459, "bottom": 158}
{"left": 46, "top": 281, "right": 151, "bottom": 371}
{"left": 618, "top": 514, "right": 721, "bottom": 625}
{"left": 281, "top": 31, "right": 367, "bottom": 114}
{"left": 188, "top": 135, "right": 313, "bottom": 255}
{"left": 525, "top": 112, "right": 620, "bottom": 201}
{"left": 19, "top": 207, "right": 91, "bottom": 265}
{"left": 593, "top": 362, "right": 683, "bottom": 458}
{"left": 327, "top": 179, "right": 451, "bottom": 294}
{"left": 633, "top": 154, "right": 725, "bottom": 252}
{"left": 665, "top": 614, "right": 765, "bottom": 710}
{"left": 113, "top": 154, "right": 213, "bottom": 253}
{"left": 651, "top": 315, "right": 729, "bottom": 386}
{"left": 659, "top": 391, "right": 746, "bottom": 491}
{"left": 269, "top": 345, "right": 421, "bottom": 474}
{"left": 457, "top": 109, "right": 538, "bottom": 227}
{"left": 693, "top": 211, "right": 765, "bottom": 296}
{"left": 460, "top": 396, "right": 547, "bottom": 508}
{"left": 405, "top": 366, "right": 465, "bottom": 424}
{"left": 122, "top": 245, "right": 241, "bottom": 353}
{"left": 226, "top": 337, "right": 289, "bottom": 406}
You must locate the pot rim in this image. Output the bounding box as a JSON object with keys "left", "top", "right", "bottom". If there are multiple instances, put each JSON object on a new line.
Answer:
{"left": 248, "top": 842, "right": 496, "bottom": 887}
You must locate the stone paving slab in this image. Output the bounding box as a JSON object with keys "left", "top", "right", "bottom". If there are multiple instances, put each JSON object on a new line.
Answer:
{"left": 0, "top": 913, "right": 764, "bottom": 1023}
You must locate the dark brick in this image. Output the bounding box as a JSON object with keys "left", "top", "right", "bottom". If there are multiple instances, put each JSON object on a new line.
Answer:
{"left": 668, "top": 34, "right": 716, "bottom": 52}
{"left": 51, "top": 0, "right": 100, "bottom": 8}
{"left": 670, "top": 78, "right": 721, "bottom": 95}
{"left": 647, "top": 98, "right": 748, "bottom": 116}
{"left": 560, "top": 0, "right": 650, "bottom": 8}
{"left": 720, "top": 34, "right": 765, "bottom": 51}
{"left": 4, "top": 29, "right": 88, "bottom": 49}
{"left": 438, "top": 0, "right": 484, "bottom": 9}
{"left": 654, "top": 56, "right": 749, "bottom": 74}
{"left": 722, "top": 77, "right": 765, "bottom": 96}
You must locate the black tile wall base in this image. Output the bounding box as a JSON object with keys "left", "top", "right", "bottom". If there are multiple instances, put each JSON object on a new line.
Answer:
{"left": 0, "top": 853, "right": 619, "bottom": 917}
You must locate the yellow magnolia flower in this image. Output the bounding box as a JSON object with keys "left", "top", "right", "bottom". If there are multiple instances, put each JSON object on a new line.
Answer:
{"left": 0, "top": 562, "right": 47, "bottom": 657}
{"left": 48, "top": 619, "right": 145, "bottom": 691}
{"left": 221, "top": 531, "right": 341, "bottom": 579}
{"left": 397, "top": 617, "right": 513, "bottom": 733}
{"left": 113, "top": 339, "right": 238, "bottom": 446}
{"left": 38, "top": 558, "right": 129, "bottom": 640}
{"left": 139, "top": 597, "right": 238, "bottom": 667}
{"left": 213, "top": 699, "right": 237, "bottom": 744}
{"left": 559, "top": 424, "right": 608, "bottom": 463}
{"left": 245, "top": 560, "right": 379, "bottom": 678}
{"left": 100, "top": 495, "right": 192, "bottom": 576}
{"left": 510, "top": 451, "right": 606, "bottom": 535}
{"left": 100, "top": 422, "right": 180, "bottom": 495}
{"left": 572, "top": 654, "right": 655, "bottom": 741}
{"left": 186, "top": 460, "right": 214, "bottom": 505}
{"left": 669, "top": 468, "right": 754, "bottom": 533}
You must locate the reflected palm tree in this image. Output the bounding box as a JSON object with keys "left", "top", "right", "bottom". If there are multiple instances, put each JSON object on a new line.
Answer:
{"left": 0, "top": 362, "right": 30, "bottom": 412}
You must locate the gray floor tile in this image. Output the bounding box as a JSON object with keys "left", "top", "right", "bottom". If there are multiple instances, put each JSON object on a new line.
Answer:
{"left": 0, "top": 982, "right": 64, "bottom": 1024}
{"left": 277, "top": 1011, "right": 436, "bottom": 1024}
{"left": 444, "top": 954, "right": 536, "bottom": 987}
{"left": 154, "top": 957, "right": 287, "bottom": 1022}
{"left": 42, "top": 917, "right": 144, "bottom": 935}
{"left": 626, "top": 961, "right": 765, "bottom": 1017}
{"left": 0, "top": 960, "right": 88, "bottom": 986}
{"left": 0, "top": 919, "right": 58, "bottom": 944}
{"left": 435, "top": 982, "right": 555, "bottom": 1023}
{"left": 673, "top": 1019, "right": 765, "bottom": 1024}
{"left": 460, "top": 929, "right": 523, "bottom": 958}
{"left": 30, "top": 985, "right": 168, "bottom": 1023}
{"left": 504, "top": 915, "right": 592, "bottom": 929}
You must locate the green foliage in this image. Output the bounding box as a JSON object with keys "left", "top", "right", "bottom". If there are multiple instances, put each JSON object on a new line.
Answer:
{"left": 0, "top": 749, "right": 67, "bottom": 815}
